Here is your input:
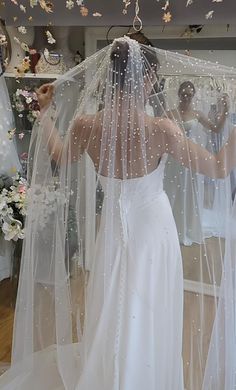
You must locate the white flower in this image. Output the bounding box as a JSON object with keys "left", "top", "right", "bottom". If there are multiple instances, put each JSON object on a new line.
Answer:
{"left": 18, "top": 133, "right": 25, "bottom": 140}
{"left": 28, "top": 185, "right": 67, "bottom": 230}
{"left": 66, "top": 0, "right": 74, "bottom": 10}
{"left": 0, "top": 206, "right": 13, "bottom": 218}
{"left": 2, "top": 220, "right": 24, "bottom": 241}
{"left": 32, "top": 110, "right": 40, "bottom": 118}
{"left": 15, "top": 102, "right": 25, "bottom": 112}
{"left": 206, "top": 10, "right": 214, "bottom": 19}
{"left": 0, "top": 194, "right": 7, "bottom": 207}
{"left": 162, "top": 0, "right": 169, "bottom": 11}
{"left": 15, "top": 88, "right": 22, "bottom": 96}
{"left": 0, "top": 204, "right": 9, "bottom": 218}
{"left": 0, "top": 34, "right": 7, "bottom": 45}
{"left": 46, "top": 30, "right": 56, "bottom": 45}
{"left": 18, "top": 26, "right": 27, "bottom": 34}
{"left": 93, "top": 12, "right": 102, "bottom": 17}
{"left": 30, "top": 0, "right": 38, "bottom": 7}
{"left": 20, "top": 4, "right": 26, "bottom": 12}
{"left": 11, "top": 193, "right": 21, "bottom": 203}
{"left": 26, "top": 97, "right": 33, "bottom": 104}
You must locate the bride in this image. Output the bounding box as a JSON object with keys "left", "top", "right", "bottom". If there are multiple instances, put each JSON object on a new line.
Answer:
{"left": 0, "top": 37, "right": 236, "bottom": 389}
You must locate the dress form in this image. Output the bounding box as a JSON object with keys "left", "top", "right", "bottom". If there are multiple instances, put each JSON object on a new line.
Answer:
{"left": 6, "top": 26, "right": 35, "bottom": 72}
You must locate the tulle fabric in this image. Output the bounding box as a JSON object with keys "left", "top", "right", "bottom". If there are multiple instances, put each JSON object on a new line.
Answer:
{"left": 1, "top": 37, "right": 236, "bottom": 389}
{"left": 201, "top": 198, "right": 236, "bottom": 389}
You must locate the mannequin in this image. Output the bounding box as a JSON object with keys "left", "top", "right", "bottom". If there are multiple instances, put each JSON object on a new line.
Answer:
{"left": 6, "top": 26, "right": 35, "bottom": 72}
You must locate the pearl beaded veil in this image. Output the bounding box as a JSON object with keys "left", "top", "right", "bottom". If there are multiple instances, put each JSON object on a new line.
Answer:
{"left": 1, "top": 36, "right": 236, "bottom": 389}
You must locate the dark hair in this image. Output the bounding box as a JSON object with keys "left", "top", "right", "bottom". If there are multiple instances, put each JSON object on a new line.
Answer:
{"left": 110, "top": 40, "right": 129, "bottom": 89}
{"left": 128, "top": 31, "right": 153, "bottom": 47}
{"left": 110, "top": 39, "right": 160, "bottom": 89}
{"left": 178, "top": 81, "right": 196, "bottom": 96}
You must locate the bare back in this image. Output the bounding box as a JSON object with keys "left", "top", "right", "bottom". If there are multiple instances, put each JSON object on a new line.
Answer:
{"left": 73, "top": 111, "right": 165, "bottom": 180}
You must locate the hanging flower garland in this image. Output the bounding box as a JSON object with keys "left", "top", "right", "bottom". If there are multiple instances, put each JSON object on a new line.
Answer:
{"left": 4, "top": 0, "right": 225, "bottom": 76}
{"left": 7, "top": 0, "right": 225, "bottom": 22}
{"left": 162, "top": 1, "right": 172, "bottom": 23}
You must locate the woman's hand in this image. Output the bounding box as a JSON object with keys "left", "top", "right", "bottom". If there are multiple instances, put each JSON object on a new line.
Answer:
{"left": 36, "top": 83, "right": 54, "bottom": 111}
{"left": 219, "top": 93, "right": 230, "bottom": 113}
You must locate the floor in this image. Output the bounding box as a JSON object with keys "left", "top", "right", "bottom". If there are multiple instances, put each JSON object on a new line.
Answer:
{"left": 0, "top": 278, "right": 14, "bottom": 365}
{"left": 0, "top": 275, "right": 216, "bottom": 389}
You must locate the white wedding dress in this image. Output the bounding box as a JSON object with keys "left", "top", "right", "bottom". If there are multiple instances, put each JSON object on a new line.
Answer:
{"left": 0, "top": 155, "right": 184, "bottom": 390}
{"left": 76, "top": 154, "right": 184, "bottom": 389}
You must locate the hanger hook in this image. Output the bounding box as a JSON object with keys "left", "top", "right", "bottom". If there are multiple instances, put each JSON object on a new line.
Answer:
{"left": 133, "top": 0, "right": 143, "bottom": 32}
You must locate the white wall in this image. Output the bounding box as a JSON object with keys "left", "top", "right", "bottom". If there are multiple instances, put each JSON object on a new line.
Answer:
{"left": 84, "top": 26, "right": 236, "bottom": 68}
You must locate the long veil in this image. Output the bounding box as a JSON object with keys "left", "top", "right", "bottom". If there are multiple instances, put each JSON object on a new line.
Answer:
{"left": 1, "top": 36, "right": 236, "bottom": 389}
{"left": 202, "top": 191, "right": 236, "bottom": 389}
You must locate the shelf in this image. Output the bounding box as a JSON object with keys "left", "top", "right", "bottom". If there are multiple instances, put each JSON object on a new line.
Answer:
{"left": 4, "top": 72, "right": 59, "bottom": 79}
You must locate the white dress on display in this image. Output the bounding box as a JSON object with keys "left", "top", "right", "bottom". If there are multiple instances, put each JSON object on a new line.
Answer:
{"left": 0, "top": 73, "right": 21, "bottom": 281}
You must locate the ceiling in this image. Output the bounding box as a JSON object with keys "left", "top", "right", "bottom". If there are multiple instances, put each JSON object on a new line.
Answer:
{"left": 1, "top": 0, "right": 236, "bottom": 26}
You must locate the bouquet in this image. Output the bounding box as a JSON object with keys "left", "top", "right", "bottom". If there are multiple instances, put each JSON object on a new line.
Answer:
{"left": 13, "top": 87, "right": 40, "bottom": 125}
{"left": 0, "top": 173, "right": 27, "bottom": 241}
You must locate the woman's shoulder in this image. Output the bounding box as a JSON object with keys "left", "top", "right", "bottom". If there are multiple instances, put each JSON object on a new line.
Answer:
{"left": 73, "top": 112, "right": 100, "bottom": 132}
{"left": 145, "top": 114, "right": 180, "bottom": 138}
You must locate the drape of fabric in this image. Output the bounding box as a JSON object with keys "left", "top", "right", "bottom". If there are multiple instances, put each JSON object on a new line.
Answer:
{"left": 0, "top": 37, "right": 236, "bottom": 390}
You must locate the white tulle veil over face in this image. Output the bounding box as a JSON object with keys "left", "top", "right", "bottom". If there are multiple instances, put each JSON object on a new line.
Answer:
{"left": 1, "top": 36, "right": 236, "bottom": 390}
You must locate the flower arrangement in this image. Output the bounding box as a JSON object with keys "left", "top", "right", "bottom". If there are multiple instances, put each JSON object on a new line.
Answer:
{"left": 0, "top": 173, "right": 27, "bottom": 241}
{"left": 13, "top": 87, "right": 40, "bottom": 124}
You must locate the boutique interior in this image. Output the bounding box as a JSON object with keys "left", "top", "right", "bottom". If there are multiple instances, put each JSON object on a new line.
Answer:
{"left": 1, "top": 1, "right": 236, "bottom": 389}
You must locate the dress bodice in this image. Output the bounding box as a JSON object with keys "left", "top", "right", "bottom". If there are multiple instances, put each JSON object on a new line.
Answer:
{"left": 99, "top": 154, "right": 167, "bottom": 214}
{"left": 179, "top": 118, "right": 207, "bottom": 147}
{"left": 182, "top": 118, "right": 198, "bottom": 133}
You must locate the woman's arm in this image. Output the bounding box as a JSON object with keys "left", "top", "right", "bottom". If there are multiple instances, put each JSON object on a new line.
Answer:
{"left": 196, "top": 94, "right": 229, "bottom": 133}
{"left": 36, "top": 84, "right": 63, "bottom": 163}
{"left": 36, "top": 83, "right": 91, "bottom": 164}
{"left": 154, "top": 117, "right": 236, "bottom": 179}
